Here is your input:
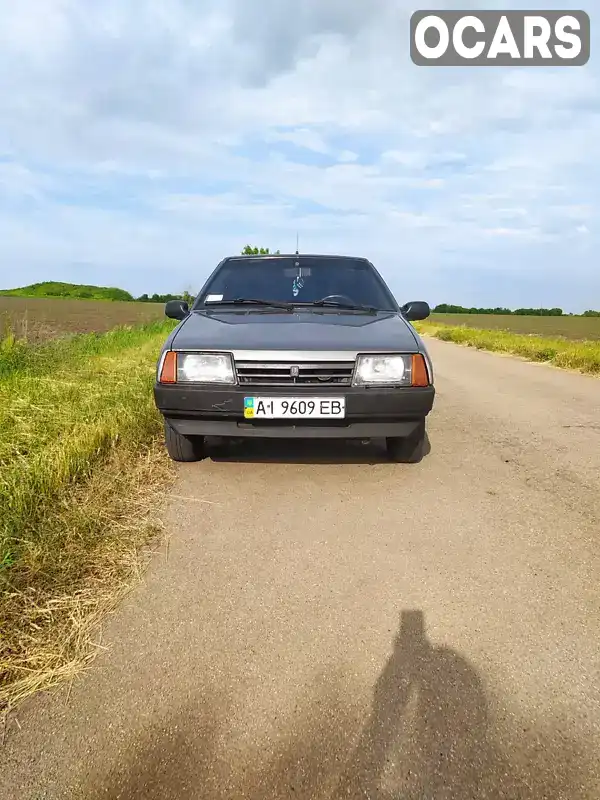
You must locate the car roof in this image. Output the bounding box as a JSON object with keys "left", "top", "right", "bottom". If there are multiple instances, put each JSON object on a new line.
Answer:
{"left": 223, "top": 253, "right": 373, "bottom": 262}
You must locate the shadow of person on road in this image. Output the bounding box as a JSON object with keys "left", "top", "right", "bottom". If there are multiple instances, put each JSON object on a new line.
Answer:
{"left": 205, "top": 432, "right": 431, "bottom": 465}
{"left": 335, "top": 609, "right": 490, "bottom": 798}
{"left": 335, "top": 609, "right": 594, "bottom": 799}
{"left": 97, "top": 610, "right": 593, "bottom": 800}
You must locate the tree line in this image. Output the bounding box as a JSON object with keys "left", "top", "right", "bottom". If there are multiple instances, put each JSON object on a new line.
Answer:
{"left": 433, "top": 304, "right": 599, "bottom": 317}
{"left": 135, "top": 291, "right": 195, "bottom": 304}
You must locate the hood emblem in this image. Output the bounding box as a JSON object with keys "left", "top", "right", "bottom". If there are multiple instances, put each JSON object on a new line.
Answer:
{"left": 290, "top": 365, "right": 300, "bottom": 378}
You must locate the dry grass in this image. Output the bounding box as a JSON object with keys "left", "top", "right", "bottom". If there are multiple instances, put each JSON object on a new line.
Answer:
{"left": 415, "top": 321, "right": 600, "bottom": 375}
{"left": 0, "top": 441, "right": 174, "bottom": 715}
{"left": 0, "top": 296, "right": 165, "bottom": 344}
{"left": 0, "top": 321, "right": 177, "bottom": 717}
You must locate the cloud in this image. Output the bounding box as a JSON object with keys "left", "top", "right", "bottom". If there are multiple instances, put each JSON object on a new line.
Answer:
{"left": 0, "top": 0, "right": 598, "bottom": 310}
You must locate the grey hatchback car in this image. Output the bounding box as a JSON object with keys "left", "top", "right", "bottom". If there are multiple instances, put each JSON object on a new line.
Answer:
{"left": 153, "top": 253, "right": 435, "bottom": 463}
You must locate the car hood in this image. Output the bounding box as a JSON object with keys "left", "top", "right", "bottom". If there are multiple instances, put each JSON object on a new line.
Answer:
{"left": 170, "top": 309, "right": 421, "bottom": 353}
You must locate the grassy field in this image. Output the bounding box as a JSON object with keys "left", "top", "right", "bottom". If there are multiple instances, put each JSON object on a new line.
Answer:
{"left": 416, "top": 321, "right": 600, "bottom": 375}
{"left": 0, "top": 296, "right": 165, "bottom": 343}
{"left": 0, "top": 280, "right": 135, "bottom": 302}
{"left": 0, "top": 319, "right": 177, "bottom": 713}
{"left": 431, "top": 313, "right": 600, "bottom": 341}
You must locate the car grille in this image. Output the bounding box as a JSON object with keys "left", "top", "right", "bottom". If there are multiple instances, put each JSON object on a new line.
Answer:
{"left": 235, "top": 360, "right": 356, "bottom": 386}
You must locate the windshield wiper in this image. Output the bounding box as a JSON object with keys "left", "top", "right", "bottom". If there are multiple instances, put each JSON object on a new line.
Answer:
{"left": 304, "top": 300, "right": 378, "bottom": 313}
{"left": 206, "top": 298, "right": 294, "bottom": 310}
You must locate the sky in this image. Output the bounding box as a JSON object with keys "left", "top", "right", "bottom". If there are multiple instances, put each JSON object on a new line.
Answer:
{"left": 0, "top": 0, "right": 598, "bottom": 312}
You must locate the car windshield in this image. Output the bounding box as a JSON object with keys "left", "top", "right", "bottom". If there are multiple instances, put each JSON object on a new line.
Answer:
{"left": 194, "top": 256, "right": 397, "bottom": 310}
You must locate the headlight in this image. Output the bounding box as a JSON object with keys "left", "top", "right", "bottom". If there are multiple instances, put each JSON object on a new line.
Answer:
{"left": 353, "top": 354, "right": 413, "bottom": 386}
{"left": 177, "top": 352, "right": 235, "bottom": 384}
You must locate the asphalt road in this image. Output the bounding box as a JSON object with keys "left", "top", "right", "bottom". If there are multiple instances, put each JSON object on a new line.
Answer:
{"left": 2, "top": 338, "right": 599, "bottom": 799}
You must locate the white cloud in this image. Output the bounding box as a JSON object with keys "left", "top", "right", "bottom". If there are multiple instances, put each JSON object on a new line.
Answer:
{"left": 266, "top": 128, "right": 331, "bottom": 154}
{"left": 0, "top": 0, "right": 598, "bottom": 310}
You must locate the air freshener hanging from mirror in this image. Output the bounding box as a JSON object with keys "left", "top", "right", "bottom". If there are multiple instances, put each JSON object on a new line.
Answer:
{"left": 292, "top": 275, "right": 304, "bottom": 297}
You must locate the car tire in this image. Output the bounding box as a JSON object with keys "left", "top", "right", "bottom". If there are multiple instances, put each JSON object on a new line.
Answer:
{"left": 164, "top": 420, "right": 206, "bottom": 462}
{"left": 386, "top": 420, "right": 426, "bottom": 464}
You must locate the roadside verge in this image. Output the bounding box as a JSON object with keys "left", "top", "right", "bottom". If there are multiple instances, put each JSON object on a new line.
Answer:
{"left": 414, "top": 322, "right": 600, "bottom": 376}
{"left": 0, "top": 322, "right": 177, "bottom": 716}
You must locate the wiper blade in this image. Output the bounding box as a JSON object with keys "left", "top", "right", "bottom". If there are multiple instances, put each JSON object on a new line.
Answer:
{"left": 207, "top": 298, "right": 294, "bottom": 310}
{"left": 305, "top": 300, "right": 378, "bottom": 313}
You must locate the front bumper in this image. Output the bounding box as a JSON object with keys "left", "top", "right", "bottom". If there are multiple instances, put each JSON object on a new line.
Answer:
{"left": 154, "top": 384, "right": 435, "bottom": 439}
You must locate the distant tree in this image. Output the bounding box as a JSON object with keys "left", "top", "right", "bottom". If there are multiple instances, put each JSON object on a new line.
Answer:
{"left": 241, "top": 245, "right": 280, "bottom": 255}
{"left": 513, "top": 307, "right": 563, "bottom": 316}
{"left": 135, "top": 291, "right": 194, "bottom": 304}
{"left": 582, "top": 309, "right": 600, "bottom": 316}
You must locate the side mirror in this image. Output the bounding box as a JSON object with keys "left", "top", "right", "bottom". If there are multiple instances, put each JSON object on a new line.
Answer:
{"left": 165, "top": 299, "right": 189, "bottom": 320}
{"left": 401, "top": 301, "right": 430, "bottom": 322}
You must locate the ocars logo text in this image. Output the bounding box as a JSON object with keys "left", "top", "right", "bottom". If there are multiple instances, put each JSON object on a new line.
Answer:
{"left": 410, "top": 10, "right": 590, "bottom": 66}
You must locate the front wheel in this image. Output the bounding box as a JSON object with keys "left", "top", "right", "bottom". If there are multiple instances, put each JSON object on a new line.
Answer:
{"left": 386, "top": 421, "right": 426, "bottom": 464}
{"left": 163, "top": 421, "right": 206, "bottom": 462}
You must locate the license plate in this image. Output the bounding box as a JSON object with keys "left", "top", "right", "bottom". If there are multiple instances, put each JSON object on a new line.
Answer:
{"left": 244, "top": 396, "right": 346, "bottom": 419}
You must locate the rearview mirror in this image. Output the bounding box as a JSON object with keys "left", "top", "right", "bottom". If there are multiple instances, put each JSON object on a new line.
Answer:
{"left": 400, "top": 301, "right": 430, "bottom": 322}
{"left": 165, "top": 299, "right": 189, "bottom": 320}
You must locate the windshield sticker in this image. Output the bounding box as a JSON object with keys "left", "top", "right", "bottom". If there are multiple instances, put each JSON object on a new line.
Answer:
{"left": 206, "top": 294, "right": 224, "bottom": 302}
{"left": 292, "top": 276, "right": 304, "bottom": 297}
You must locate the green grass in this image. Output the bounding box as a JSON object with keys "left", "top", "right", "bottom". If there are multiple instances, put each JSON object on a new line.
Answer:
{"left": 430, "top": 313, "right": 600, "bottom": 341}
{"left": 0, "top": 319, "right": 172, "bottom": 379}
{"left": 0, "top": 323, "right": 174, "bottom": 549}
{"left": 0, "top": 320, "right": 178, "bottom": 712}
{"left": 415, "top": 321, "right": 600, "bottom": 375}
{"left": 0, "top": 281, "right": 134, "bottom": 302}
